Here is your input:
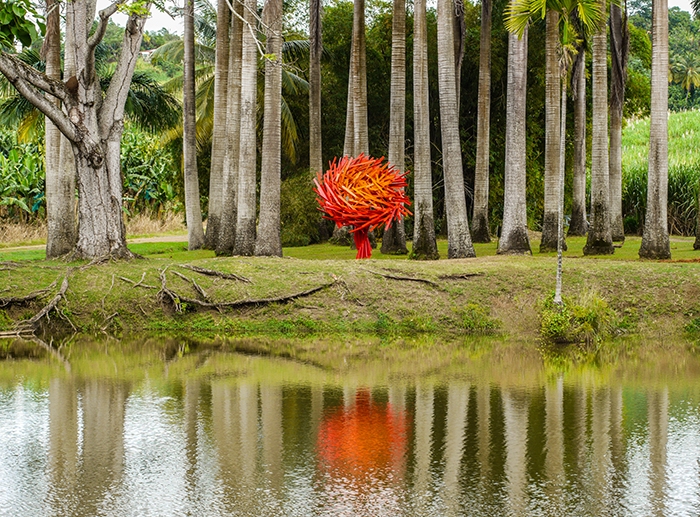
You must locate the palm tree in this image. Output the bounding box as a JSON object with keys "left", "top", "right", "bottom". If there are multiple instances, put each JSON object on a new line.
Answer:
{"left": 437, "top": 0, "right": 475, "bottom": 258}
{"left": 671, "top": 54, "right": 700, "bottom": 98}
{"left": 381, "top": 0, "right": 408, "bottom": 255}
{"left": 568, "top": 50, "right": 588, "bottom": 236}
{"left": 183, "top": 0, "right": 205, "bottom": 250}
{"left": 471, "top": 0, "right": 493, "bottom": 244}
{"left": 410, "top": 0, "right": 439, "bottom": 260}
{"left": 540, "top": 10, "right": 563, "bottom": 253}
{"left": 352, "top": 0, "right": 369, "bottom": 155}
{"left": 309, "top": 0, "right": 323, "bottom": 174}
{"left": 42, "top": 0, "right": 76, "bottom": 258}
{"left": 255, "top": 0, "right": 283, "bottom": 256}
{"left": 232, "top": 0, "right": 259, "bottom": 256}
{"left": 204, "top": 0, "right": 230, "bottom": 250}
{"left": 639, "top": 0, "right": 671, "bottom": 259}
{"left": 609, "top": 2, "right": 629, "bottom": 243}
{"left": 497, "top": 27, "right": 531, "bottom": 255}
{"left": 584, "top": 0, "right": 614, "bottom": 255}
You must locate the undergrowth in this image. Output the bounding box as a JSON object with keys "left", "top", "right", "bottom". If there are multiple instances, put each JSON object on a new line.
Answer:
{"left": 540, "top": 291, "right": 620, "bottom": 345}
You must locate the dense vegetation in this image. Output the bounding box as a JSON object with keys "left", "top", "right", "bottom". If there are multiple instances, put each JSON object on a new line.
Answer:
{"left": 0, "top": 0, "right": 699, "bottom": 243}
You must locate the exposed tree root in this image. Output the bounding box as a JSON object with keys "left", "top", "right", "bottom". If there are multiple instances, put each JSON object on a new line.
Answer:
{"left": 181, "top": 264, "right": 252, "bottom": 283}
{"left": 0, "top": 279, "right": 58, "bottom": 308}
{"left": 14, "top": 276, "right": 70, "bottom": 333}
{"left": 172, "top": 270, "right": 208, "bottom": 300}
{"left": 157, "top": 268, "right": 336, "bottom": 313}
{"left": 118, "top": 272, "right": 157, "bottom": 289}
{"left": 0, "top": 261, "right": 21, "bottom": 271}
{"left": 366, "top": 268, "right": 440, "bottom": 287}
{"left": 438, "top": 273, "right": 484, "bottom": 280}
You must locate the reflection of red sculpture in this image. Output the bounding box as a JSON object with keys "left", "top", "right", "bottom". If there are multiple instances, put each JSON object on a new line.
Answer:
{"left": 317, "top": 389, "right": 409, "bottom": 483}
{"left": 313, "top": 154, "right": 411, "bottom": 259}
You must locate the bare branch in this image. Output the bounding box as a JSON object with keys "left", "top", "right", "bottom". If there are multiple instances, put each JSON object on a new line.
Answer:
{"left": 88, "top": 2, "right": 123, "bottom": 50}
{"left": 0, "top": 51, "right": 66, "bottom": 100}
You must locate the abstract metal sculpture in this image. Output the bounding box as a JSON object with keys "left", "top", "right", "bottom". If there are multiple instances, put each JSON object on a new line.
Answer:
{"left": 314, "top": 154, "right": 411, "bottom": 258}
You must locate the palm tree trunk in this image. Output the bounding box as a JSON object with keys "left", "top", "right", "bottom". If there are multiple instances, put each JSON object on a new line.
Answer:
{"left": 410, "top": 0, "right": 439, "bottom": 260}
{"left": 204, "top": 0, "right": 231, "bottom": 249}
{"left": 568, "top": 50, "right": 588, "bottom": 236}
{"left": 183, "top": 0, "right": 205, "bottom": 250}
{"left": 498, "top": 28, "right": 531, "bottom": 255}
{"left": 232, "top": 0, "right": 259, "bottom": 256}
{"left": 694, "top": 186, "right": 700, "bottom": 249}
{"left": 381, "top": 0, "right": 408, "bottom": 255}
{"left": 216, "top": 0, "right": 243, "bottom": 256}
{"left": 541, "top": 10, "right": 564, "bottom": 253}
{"left": 309, "top": 0, "right": 323, "bottom": 174}
{"left": 609, "top": 2, "right": 629, "bottom": 243}
{"left": 43, "top": 0, "right": 76, "bottom": 258}
{"left": 255, "top": 0, "right": 283, "bottom": 256}
{"left": 352, "top": 0, "right": 369, "bottom": 156}
{"left": 471, "top": 0, "right": 492, "bottom": 243}
{"left": 584, "top": 6, "right": 614, "bottom": 256}
{"left": 343, "top": 72, "right": 354, "bottom": 157}
{"left": 437, "top": 0, "right": 475, "bottom": 258}
{"left": 639, "top": 0, "right": 671, "bottom": 259}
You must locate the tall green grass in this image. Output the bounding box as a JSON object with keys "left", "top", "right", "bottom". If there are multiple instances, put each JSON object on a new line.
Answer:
{"left": 622, "top": 111, "right": 700, "bottom": 235}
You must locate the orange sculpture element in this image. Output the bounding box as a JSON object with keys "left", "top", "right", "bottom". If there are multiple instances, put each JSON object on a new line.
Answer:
{"left": 314, "top": 154, "right": 411, "bottom": 258}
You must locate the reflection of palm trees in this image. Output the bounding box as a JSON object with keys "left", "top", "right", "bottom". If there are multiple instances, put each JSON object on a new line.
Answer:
{"left": 545, "top": 378, "right": 564, "bottom": 513}
{"left": 502, "top": 389, "right": 529, "bottom": 516}
{"left": 442, "top": 384, "right": 469, "bottom": 516}
{"left": 210, "top": 383, "right": 242, "bottom": 507}
{"left": 413, "top": 384, "right": 435, "bottom": 512}
{"left": 590, "top": 388, "right": 612, "bottom": 514}
{"left": 261, "top": 385, "right": 283, "bottom": 490}
{"left": 47, "top": 378, "right": 79, "bottom": 516}
{"left": 648, "top": 388, "right": 669, "bottom": 517}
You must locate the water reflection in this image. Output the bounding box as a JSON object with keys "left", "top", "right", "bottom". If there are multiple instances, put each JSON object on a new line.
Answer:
{"left": 0, "top": 351, "right": 700, "bottom": 516}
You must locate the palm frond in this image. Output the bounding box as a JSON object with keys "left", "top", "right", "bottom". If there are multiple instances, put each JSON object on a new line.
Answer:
{"left": 281, "top": 68, "right": 309, "bottom": 96}
{"left": 281, "top": 96, "right": 298, "bottom": 163}
{"left": 124, "top": 71, "right": 182, "bottom": 133}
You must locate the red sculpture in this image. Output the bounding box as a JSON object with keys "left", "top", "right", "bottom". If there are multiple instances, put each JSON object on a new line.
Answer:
{"left": 314, "top": 154, "right": 411, "bottom": 259}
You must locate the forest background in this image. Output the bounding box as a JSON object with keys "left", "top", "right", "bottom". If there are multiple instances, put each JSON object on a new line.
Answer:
{"left": 1, "top": 0, "right": 700, "bottom": 247}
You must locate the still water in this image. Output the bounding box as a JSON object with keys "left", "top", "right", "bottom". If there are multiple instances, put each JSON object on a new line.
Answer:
{"left": 1, "top": 341, "right": 700, "bottom": 516}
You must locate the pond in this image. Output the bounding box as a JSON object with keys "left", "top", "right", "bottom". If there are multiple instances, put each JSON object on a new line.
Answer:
{"left": 1, "top": 339, "right": 700, "bottom": 516}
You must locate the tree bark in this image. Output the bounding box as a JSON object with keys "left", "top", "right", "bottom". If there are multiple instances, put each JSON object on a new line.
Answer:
{"left": 584, "top": 6, "right": 614, "bottom": 256}
{"left": 351, "top": 0, "right": 369, "bottom": 156}
{"left": 309, "top": 0, "right": 323, "bottom": 174}
{"left": 381, "top": 0, "right": 408, "bottom": 255}
{"left": 43, "top": 0, "right": 76, "bottom": 258}
{"left": 183, "top": 0, "right": 205, "bottom": 250}
{"left": 410, "top": 0, "right": 439, "bottom": 260}
{"left": 232, "top": 0, "right": 259, "bottom": 256}
{"left": 609, "top": 2, "right": 629, "bottom": 243}
{"left": 498, "top": 28, "right": 531, "bottom": 255}
{"left": 216, "top": 0, "right": 243, "bottom": 256}
{"left": 437, "top": 0, "right": 475, "bottom": 258}
{"left": 568, "top": 50, "right": 588, "bottom": 236}
{"left": 540, "top": 10, "right": 564, "bottom": 253}
{"left": 694, "top": 186, "right": 700, "bottom": 249}
{"left": 204, "top": 0, "right": 231, "bottom": 249}
{"left": 471, "top": 0, "right": 492, "bottom": 243}
{"left": 255, "top": 0, "right": 283, "bottom": 256}
{"left": 640, "top": 0, "right": 671, "bottom": 259}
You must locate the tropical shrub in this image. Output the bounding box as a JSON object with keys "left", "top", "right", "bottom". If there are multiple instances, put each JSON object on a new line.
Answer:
{"left": 540, "top": 291, "right": 619, "bottom": 345}
{"left": 280, "top": 173, "right": 322, "bottom": 247}
{"left": 0, "top": 131, "right": 44, "bottom": 223}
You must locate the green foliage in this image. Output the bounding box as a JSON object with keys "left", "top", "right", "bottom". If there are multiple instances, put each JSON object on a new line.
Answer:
{"left": 622, "top": 112, "right": 700, "bottom": 235}
{"left": 685, "top": 317, "right": 700, "bottom": 336}
{"left": 0, "top": 130, "right": 44, "bottom": 222}
{"left": 456, "top": 303, "right": 500, "bottom": 334}
{"left": 0, "top": 0, "right": 42, "bottom": 48}
{"left": 540, "top": 291, "right": 619, "bottom": 345}
{"left": 121, "top": 125, "right": 180, "bottom": 216}
{"left": 280, "top": 174, "right": 322, "bottom": 246}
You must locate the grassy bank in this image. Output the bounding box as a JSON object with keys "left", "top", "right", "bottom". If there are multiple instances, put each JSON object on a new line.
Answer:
{"left": 1, "top": 236, "right": 699, "bottom": 345}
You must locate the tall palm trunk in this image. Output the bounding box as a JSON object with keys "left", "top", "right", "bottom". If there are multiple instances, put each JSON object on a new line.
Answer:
{"left": 255, "top": 0, "right": 283, "bottom": 256}
{"left": 694, "top": 187, "right": 700, "bottom": 249}
{"left": 43, "top": 0, "right": 76, "bottom": 258}
{"left": 609, "top": 3, "right": 629, "bottom": 243}
{"left": 471, "top": 0, "right": 492, "bottom": 243}
{"left": 540, "top": 10, "right": 564, "bottom": 253}
{"left": 183, "top": 0, "right": 205, "bottom": 250}
{"left": 584, "top": 6, "right": 614, "bottom": 255}
{"left": 216, "top": 0, "right": 243, "bottom": 256}
{"left": 232, "top": 0, "right": 259, "bottom": 256}
{"left": 410, "top": 0, "right": 439, "bottom": 260}
{"left": 498, "top": 28, "right": 531, "bottom": 254}
{"left": 309, "top": 0, "right": 323, "bottom": 174}
{"left": 204, "top": 0, "right": 230, "bottom": 249}
{"left": 343, "top": 75, "right": 354, "bottom": 156}
{"left": 639, "top": 0, "right": 671, "bottom": 259}
{"left": 381, "top": 0, "right": 408, "bottom": 255}
{"left": 352, "top": 0, "right": 369, "bottom": 156}
{"left": 568, "top": 50, "right": 588, "bottom": 236}
{"left": 437, "top": 0, "right": 475, "bottom": 258}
